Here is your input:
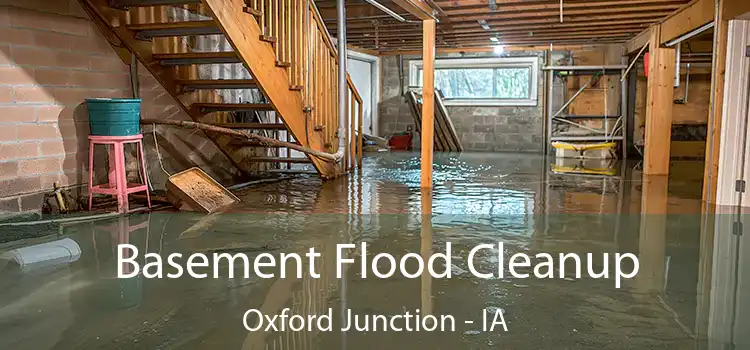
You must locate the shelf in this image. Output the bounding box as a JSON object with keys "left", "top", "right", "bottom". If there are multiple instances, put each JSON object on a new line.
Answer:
{"left": 551, "top": 135, "right": 624, "bottom": 142}
{"left": 544, "top": 65, "right": 627, "bottom": 71}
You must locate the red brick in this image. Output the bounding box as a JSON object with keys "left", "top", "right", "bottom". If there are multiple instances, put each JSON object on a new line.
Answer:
{"left": 0, "top": 142, "right": 39, "bottom": 161}
{"left": 56, "top": 52, "right": 89, "bottom": 70}
{"left": 58, "top": 121, "right": 89, "bottom": 139}
{"left": 0, "top": 86, "right": 12, "bottom": 103}
{"left": 0, "top": 106, "right": 37, "bottom": 122}
{"left": 11, "top": 46, "right": 57, "bottom": 67}
{"left": 0, "top": 162, "right": 18, "bottom": 180}
{"left": 0, "top": 66, "right": 35, "bottom": 85}
{"left": 14, "top": 86, "right": 55, "bottom": 103}
{"left": 10, "top": 8, "right": 88, "bottom": 36}
{"left": 0, "top": 125, "right": 18, "bottom": 142}
{"left": 34, "top": 30, "right": 76, "bottom": 51}
{"left": 19, "top": 157, "right": 62, "bottom": 175}
{"left": 18, "top": 123, "right": 59, "bottom": 140}
{"left": 0, "top": 44, "right": 11, "bottom": 66}
{"left": 36, "top": 105, "right": 67, "bottom": 122}
{"left": 71, "top": 35, "right": 111, "bottom": 55}
{"left": 0, "top": 7, "right": 9, "bottom": 26}
{"left": 0, "top": 177, "right": 42, "bottom": 197}
{"left": 89, "top": 56, "right": 128, "bottom": 73}
{"left": 53, "top": 87, "right": 88, "bottom": 105}
{"left": 39, "top": 139, "right": 66, "bottom": 156}
{"left": 34, "top": 68, "right": 74, "bottom": 86}
{"left": 0, "top": 27, "right": 35, "bottom": 45}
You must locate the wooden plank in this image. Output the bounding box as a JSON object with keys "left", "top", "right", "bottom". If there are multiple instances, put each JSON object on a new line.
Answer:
{"left": 210, "top": 123, "right": 287, "bottom": 129}
{"left": 659, "top": 0, "right": 715, "bottom": 44}
{"left": 392, "top": 0, "right": 436, "bottom": 20}
{"left": 702, "top": 5, "right": 729, "bottom": 204}
{"left": 421, "top": 19, "right": 436, "bottom": 189}
{"left": 176, "top": 79, "right": 258, "bottom": 89}
{"left": 643, "top": 25, "right": 676, "bottom": 175}
{"left": 193, "top": 103, "right": 275, "bottom": 111}
{"left": 200, "top": 0, "right": 335, "bottom": 177}
{"left": 626, "top": 27, "right": 651, "bottom": 53}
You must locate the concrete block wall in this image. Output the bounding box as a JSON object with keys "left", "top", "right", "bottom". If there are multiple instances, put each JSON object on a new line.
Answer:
{"left": 378, "top": 51, "right": 546, "bottom": 153}
{"left": 0, "top": 4, "right": 239, "bottom": 216}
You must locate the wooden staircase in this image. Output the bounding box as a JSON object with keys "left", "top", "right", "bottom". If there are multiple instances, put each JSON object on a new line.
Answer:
{"left": 79, "top": 0, "right": 363, "bottom": 178}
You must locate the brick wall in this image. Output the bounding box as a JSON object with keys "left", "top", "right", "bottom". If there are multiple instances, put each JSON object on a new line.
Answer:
{"left": 0, "top": 4, "right": 239, "bottom": 216}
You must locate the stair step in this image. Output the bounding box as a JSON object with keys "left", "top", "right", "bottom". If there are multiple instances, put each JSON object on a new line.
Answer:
{"left": 248, "top": 157, "right": 311, "bottom": 164}
{"left": 128, "top": 21, "right": 221, "bottom": 39}
{"left": 111, "top": 0, "right": 201, "bottom": 7}
{"left": 211, "top": 123, "right": 286, "bottom": 130}
{"left": 263, "top": 169, "right": 318, "bottom": 175}
{"left": 153, "top": 52, "right": 241, "bottom": 65}
{"left": 177, "top": 79, "right": 258, "bottom": 90}
{"left": 194, "top": 103, "right": 275, "bottom": 113}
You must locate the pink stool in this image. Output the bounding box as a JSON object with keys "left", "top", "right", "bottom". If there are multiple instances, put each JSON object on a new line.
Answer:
{"left": 88, "top": 134, "right": 151, "bottom": 213}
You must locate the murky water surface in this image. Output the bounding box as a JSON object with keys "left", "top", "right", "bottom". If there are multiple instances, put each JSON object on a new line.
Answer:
{"left": 0, "top": 152, "right": 745, "bottom": 349}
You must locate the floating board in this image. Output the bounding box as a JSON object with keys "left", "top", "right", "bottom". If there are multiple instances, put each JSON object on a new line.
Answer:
{"left": 166, "top": 167, "right": 239, "bottom": 213}
{"left": 406, "top": 89, "right": 463, "bottom": 152}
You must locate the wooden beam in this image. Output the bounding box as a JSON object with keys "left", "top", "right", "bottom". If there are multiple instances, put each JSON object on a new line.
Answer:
{"left": 379, "top": 44, "right": 591, "bottom": 56}
{"left": 392, "top": 0, "right": 437, "bottom": 20}
{"left": 626, "top": 0, "right": 715, "bottom": 53}
{"left": 643, "top": 25, "right": 676, "bottom": 176}
{"left": 724, "top": 0, "right": 750, "bottom": 19}
{"left": 702, "top": 1, "right": 728, "bottom": 204}
{"left": 659, "top": 0, "right": 715, "bottom": 44}
{"left": 626, "top": 26, "right": 651, "bottom": 53}
{"left": 421, "top": 19, "right": 436, "bottom": 189}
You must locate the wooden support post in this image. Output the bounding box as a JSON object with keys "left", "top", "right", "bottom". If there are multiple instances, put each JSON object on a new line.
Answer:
{"left": 634, "top": 175, "right": 668, "bottom": 293}
{"left": 421, "top": 19, "right": 436, "bottom": 189}
{"left": 703, "top": 3, "right": 728, "bottom": 204}
{"left": 643, "top": 25, "right": 676, "bottom": 175}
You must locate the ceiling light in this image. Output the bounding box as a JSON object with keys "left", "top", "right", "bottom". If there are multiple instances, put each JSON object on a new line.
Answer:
{"left": 493, "top": 45, "right": 505, "bottom": 55}
{"left": 489, "top": 37, "right": 499, "bottom": 42}
{"left": 478, "top": 19, "right": 491, "bottom": 31}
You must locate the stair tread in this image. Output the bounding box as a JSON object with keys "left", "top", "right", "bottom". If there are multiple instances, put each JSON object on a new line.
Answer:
{"left": 194, "top": 103, "right": 275, "bottom": 112}
{"left": 248, "top": 157, "right": 311, "bottom": 163}
{"left": 111, "top": 0, "right": 201, "bottom": 7}
{"left": 210, "top": 122, "right": 286, "bottom": 129}
{"left": 153, "top": 51, "right": 241, "bottom": 65}
{"left": 177, "top": 79, "right": 258, "bottom": 89}
{"left": 128, "top": 20, "right": 221, "bottom": 38}
{"left": 127, "top": 21, "right": 217, "bottom": 31}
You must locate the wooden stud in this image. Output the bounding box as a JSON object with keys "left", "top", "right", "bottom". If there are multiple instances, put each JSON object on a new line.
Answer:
{"left": 643, "top": 25, "right": 676, "bottom": 176}
{"left": 421, "top": 19, "right": 436, "bottom": 189}
{"left": 703, "top": 3, "right": 728, "bottom": 204}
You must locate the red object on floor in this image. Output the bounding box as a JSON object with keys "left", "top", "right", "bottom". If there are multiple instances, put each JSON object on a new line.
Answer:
{"left": 389, "top": 133, "right": 413, "bottom": 150}
{"left": 88, "top": 134, "right": 151, "bottom": 213}
{"left": 644, "top": 52, "right": 650, "bottom": 78}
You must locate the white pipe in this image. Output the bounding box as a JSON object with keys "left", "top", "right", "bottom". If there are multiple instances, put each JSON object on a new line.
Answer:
{"left": 675, "top": 42, "right": 682, "bottom": 87}
{"left": 665, "top": 22, "right": 714, "bottom": 47}
{"left": 5, "top": 238, "right": 81, "bottom": 269}
{"left": 335, "top": 0, "right": 347, "bottom": 164}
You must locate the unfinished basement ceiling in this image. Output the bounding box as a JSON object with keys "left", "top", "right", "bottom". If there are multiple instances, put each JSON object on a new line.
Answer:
{"left": 316, "top": 0, "right": 693, "bottom": 53}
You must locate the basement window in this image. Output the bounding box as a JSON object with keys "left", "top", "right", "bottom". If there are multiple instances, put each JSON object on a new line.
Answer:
{"left": 408, "top": 57, "right": 539, "bottom": 106}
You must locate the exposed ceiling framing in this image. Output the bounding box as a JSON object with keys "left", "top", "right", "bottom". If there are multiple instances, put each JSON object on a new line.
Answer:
{"left": 315, "top": 0, "right": 693, "bottom": 53}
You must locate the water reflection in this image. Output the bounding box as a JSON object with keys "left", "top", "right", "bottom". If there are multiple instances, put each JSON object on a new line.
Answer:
{"left": 0, "top": 152, "right": 746, "bottom": 349}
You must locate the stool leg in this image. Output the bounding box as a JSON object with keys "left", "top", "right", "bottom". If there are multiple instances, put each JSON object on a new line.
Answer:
{"left": 137, "top": 140, "right": 151, "bottom": 209}
{"left": 114, "top": 142, "right": 128, "bottom": 213}
{"left": 108, "top": 144, "right": 117, "bottom": 188}
{"left": 88, "top": 139, "right": 94, "bottom": 211}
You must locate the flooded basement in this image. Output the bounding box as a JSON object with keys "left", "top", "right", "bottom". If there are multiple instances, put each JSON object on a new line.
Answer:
{"left": 0, "top": 152, "right": 746, "bottom": 349}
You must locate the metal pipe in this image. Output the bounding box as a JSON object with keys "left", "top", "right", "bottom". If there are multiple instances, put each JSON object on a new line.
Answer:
{"left": 362, "top": 0, "right": 408, "bottom": 22}
{"left": 665, "top": 21, "right": 714, "bottom": 47}
{"left": 674, "top": 42, "right": 682, "bottom": 87}
{"left": 337, "top": 0, "right": 347, "bottom": 162}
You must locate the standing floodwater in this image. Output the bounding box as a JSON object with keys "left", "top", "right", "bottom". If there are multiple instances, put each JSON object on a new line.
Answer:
{"left": 0, "top": 152, "right": 740, "bottom": 349}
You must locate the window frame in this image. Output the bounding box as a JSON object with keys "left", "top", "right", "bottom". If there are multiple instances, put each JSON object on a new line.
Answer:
{"left": 408, "top": 56, "right": 540, "bottom": 107}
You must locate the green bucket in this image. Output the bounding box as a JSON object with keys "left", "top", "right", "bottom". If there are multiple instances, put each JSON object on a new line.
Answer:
{"left": 86, "top": 98, "right": 141, "bottom": 136}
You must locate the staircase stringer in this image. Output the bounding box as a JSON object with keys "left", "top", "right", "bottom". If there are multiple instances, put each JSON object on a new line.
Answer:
{"left": 199, "top": 0, "right": 336, "bottom": 178}
{"left": 79, "top": 0, "right": 267, "bottom": 176}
